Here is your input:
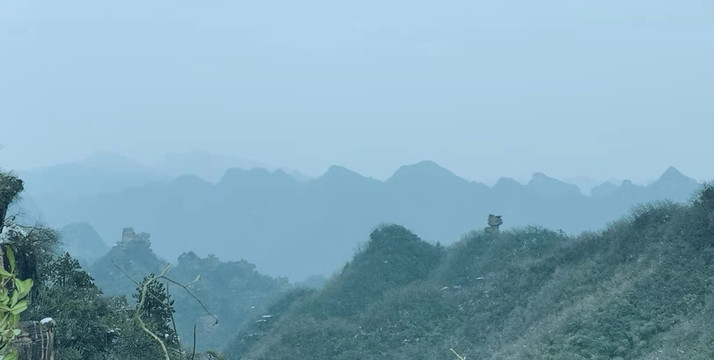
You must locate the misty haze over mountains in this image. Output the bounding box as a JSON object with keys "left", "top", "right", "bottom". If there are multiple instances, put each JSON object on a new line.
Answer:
{"left": 8, "top": 153, "right": 703, "bottom": 280}
{"left": 2, "top": 0, "right": 712, "bottom": 357}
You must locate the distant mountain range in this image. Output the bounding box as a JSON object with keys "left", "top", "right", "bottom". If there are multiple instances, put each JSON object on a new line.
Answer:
{"left": 10, "top": 154, "right": 705, "bottom": 280}
{"left": 15, "top": 151, "right": 271, "bottom": 199}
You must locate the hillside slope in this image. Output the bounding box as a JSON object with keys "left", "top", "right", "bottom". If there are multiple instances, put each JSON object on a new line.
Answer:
{"left": 225, "top": 184, "right": 714, "bottom": 359}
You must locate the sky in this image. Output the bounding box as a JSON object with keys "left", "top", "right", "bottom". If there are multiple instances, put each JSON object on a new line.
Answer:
{"left": 1, "top": 0, "right": 713, "bottom": 183}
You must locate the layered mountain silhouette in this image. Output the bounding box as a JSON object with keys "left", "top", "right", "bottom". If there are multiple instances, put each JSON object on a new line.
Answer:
{"left": 156, "top": 151, "right": 268, "bottom": 182}
{"left": 59, "top": 222, "right": 110, "bottom": 266}
{"left": 15, "top": 158, "right": 704, "bottom": 280}
{"left": 18, "top": 152, "right": 165, "bottom": 198}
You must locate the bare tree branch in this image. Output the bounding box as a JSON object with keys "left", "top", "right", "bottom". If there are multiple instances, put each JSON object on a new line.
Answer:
{"left": 450, "top": 348, "right": 466, "bottom": 360}
{"left": 135, "top": 265, "right": 173, "bottom": 360}
{"left": 112, "top": 261, "right": 220, "bottom": 359}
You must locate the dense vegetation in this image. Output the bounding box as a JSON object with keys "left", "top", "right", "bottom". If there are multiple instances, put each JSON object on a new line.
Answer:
{"left": 6, "top": 222, "right": 232, "bottom": 359}
{"left": 226, "top": 185, "right": 714, "bottom": 359}
{"left": 88, "top": 232, "right": 289, "bottom": 352}
{"left": 2, "top": 170, "right": 228, "bottom": 359}
{"left": 4, "top": 169, "right": 290, "bottom": 357}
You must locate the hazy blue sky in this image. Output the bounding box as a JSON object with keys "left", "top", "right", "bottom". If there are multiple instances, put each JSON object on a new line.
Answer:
{"left": 1, "top": 0, "right": 712, "bottom": 183}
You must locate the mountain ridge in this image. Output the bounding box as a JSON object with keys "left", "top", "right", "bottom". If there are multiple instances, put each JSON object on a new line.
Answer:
{"left": 15, "top": 157, "right": 704, "bottom": 280}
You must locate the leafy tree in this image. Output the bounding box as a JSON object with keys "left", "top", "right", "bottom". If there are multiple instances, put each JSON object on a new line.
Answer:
{"left": 0, "top": 171, "right": 34, "bottom": 360}
{"left": 26, "top": 252, "right": 117, "bottom": 360}
{"left": 47, "top": 252, "right": 94, "bottom": 288}
{"left": 133, "top": 274, "right": 181, "bottom": 355}
{"left": 0, "top": 245, "right": 33, "bottom": 360}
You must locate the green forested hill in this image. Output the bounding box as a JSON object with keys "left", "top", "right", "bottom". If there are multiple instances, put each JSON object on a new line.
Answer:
{"left": 89, "top": 228, "right": 289, "bottom": 353}
{"left": 169, "top": 252, "right": 290, "bottom": 351}
{"left": 226, "top": 185, "right": 714, "bottom": 360}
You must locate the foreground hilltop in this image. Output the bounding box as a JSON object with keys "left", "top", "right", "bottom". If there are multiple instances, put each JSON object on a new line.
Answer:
{"left": 225, "top": 185, "right": 714, "bottom": 359}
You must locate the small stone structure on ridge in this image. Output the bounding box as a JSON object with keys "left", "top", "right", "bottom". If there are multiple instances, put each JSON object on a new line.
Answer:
{"left": 122, "top": 227, "right": 151, "bottom": 245}
{"left": 485, "top": 214, "right": 503, "bottom": 234}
